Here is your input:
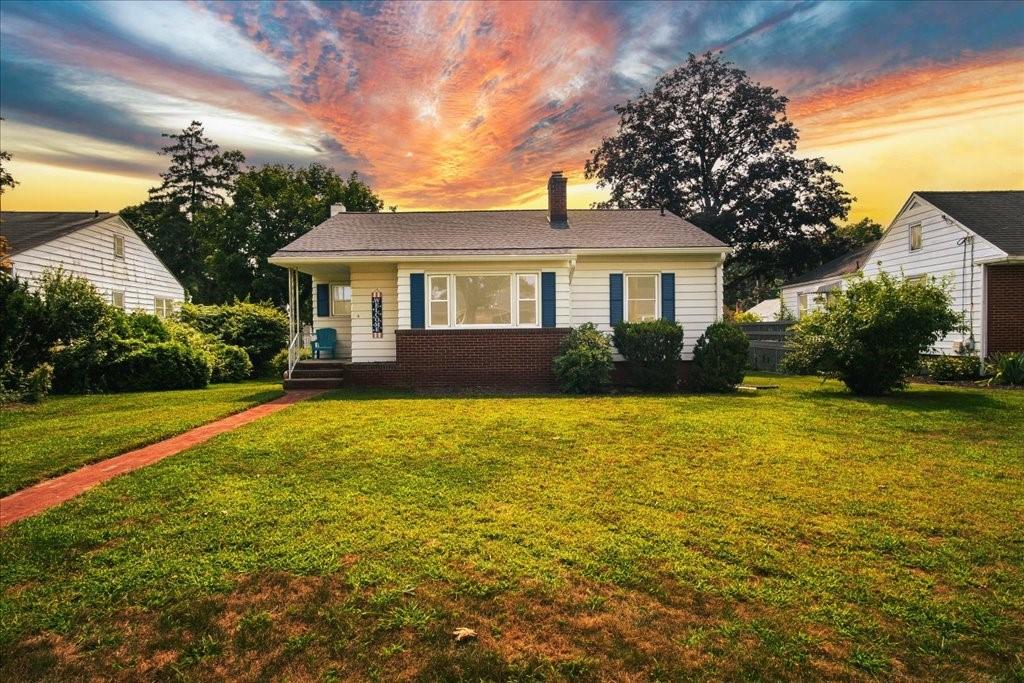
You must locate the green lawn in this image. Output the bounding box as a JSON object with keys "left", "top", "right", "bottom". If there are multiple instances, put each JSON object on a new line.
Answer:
{"left": 1, "top": 375, "right": 1021, "bottom": 681}
{"left": 0, "top": 381, "right": 283, "bottom": 496}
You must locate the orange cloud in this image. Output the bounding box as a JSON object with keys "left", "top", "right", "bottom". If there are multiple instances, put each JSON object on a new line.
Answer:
{"left": 256, "top": 1, "right": 619, "bottom": 209}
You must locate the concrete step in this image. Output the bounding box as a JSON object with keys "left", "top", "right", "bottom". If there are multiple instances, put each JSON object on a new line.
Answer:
{"left": 283, "top": 377, "right": 346, "bottom": 390}
{"left": 290, "top": 367, "right": 345, "bottom": 379}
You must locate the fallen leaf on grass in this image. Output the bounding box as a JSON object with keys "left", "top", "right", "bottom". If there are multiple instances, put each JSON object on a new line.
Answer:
{"left": 452, "top": 627, "right": 477, "bottom": 642}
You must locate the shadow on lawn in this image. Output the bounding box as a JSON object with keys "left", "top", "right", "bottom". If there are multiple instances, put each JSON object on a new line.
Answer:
{"left": 794, "top": 384, "right": 1005, "bottom": 415}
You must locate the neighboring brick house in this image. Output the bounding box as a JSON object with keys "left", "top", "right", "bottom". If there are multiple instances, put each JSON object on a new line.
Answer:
{"left": 1, "top": 211, "right": 185, "bottom": 316}
{"left": 782, "top": 190, "right": 1023, "bottom": 357}
{"left": 270, "top": 172, "right": 730, "bottom": 389}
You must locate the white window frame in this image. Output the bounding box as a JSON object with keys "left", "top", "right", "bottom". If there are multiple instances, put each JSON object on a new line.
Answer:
{"left": 427, "top": 275, "right": 450, "bottom": 327}
{"left": 623, "top": 272, "right": 660, "bottom": 322}
{"left": 909, "top": 223, "right": 923, "bottom": 251}
{"left": 425, "top": 272, "right": 541, "bottom": 328}
{"left": 330, "top": 284, "right": 352, "bottom": 317}
{"left": 113, "top": 234, "right": 125, "bottom": 259}
{"left": 153, "top": 297, "right": 175, "bottom": 318}
{"left": 111, "top": 290, "right": 125, "bottom": 309}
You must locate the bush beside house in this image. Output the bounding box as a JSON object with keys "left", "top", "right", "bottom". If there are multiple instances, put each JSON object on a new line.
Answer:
{"left": 179, "top": 302, "right": 288, "bottom": 376}
{"left": 2, "top": 269, "right": 283, "bottom": 402}
{"left": 553, "top": 323, "right": 614, "bottom": 393}
{"left": 781, "top": 273, "right": 962, "bottom": 395}
{"left": 612, "top": 320, "right": 685, "bottom": 392}
{"left": 690, "top": 322, "right": 749, "bottom": 392}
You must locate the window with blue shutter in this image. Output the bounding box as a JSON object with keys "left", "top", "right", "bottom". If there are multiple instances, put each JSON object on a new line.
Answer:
{"left": 609, "top": 273, "right": 623, "bottom": 325}
{"left": 661, "top": 272, "right": 675, "bottom": 322}
{"left": 316, "top": 283, "right": 330, "bottom": 317}
{"left": 541, "top": 272, "right": 556, "bottom": 327}
{"left": 410, "top": 273, "right": 425, "bottom": 329}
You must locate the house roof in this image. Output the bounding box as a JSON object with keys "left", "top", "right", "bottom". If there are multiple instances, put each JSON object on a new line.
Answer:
{"left": 0, "top": 212, "right": 117, "bottom": 255}
{"left": 783, "top": 240, "right": 879, "bottom": 287}
{"left": 915, "top": 191, "right": 1024, "bottom": 256}
{"left": 271, "top": 209, "right": 727, "bottom": 259}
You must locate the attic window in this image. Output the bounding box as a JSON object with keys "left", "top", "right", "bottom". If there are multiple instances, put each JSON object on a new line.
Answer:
{"left": 909, "top": 224, "right": 923, "bottom": 251}
{"left": 113, "top": 234, "right": 125, "bottom": 259}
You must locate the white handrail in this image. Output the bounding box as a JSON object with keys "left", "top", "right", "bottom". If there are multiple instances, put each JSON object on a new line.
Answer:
{"left": 286, "top": 330, "right": 301, "bottom": 379}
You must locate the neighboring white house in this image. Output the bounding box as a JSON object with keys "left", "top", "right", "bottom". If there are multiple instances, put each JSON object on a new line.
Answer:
{"left": 780, "top": 240, "right": 878, "bottom": 320}
{"left": 1, "top": 211, "right": 185, "bottom": 315}
{"left": 782, "top": 191, "right": 1023, "bottom": 357}
{"left": 269, "top": 172, "right": 730, "bottom": 389}
{"left": 745, "top": 297, "right": 781, "bottom": 321}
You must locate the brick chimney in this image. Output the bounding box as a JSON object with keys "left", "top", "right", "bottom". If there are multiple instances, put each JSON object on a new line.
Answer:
{"left": 330, "top": 203, "right": 346, "bottom": 216}
{"left": 547, "top": 171, "right": 568, "bottom": 228}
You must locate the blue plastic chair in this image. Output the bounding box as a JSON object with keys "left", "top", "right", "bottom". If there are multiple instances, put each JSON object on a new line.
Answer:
{"left": 311, "top": 328, "right": 337, "bottom": 359}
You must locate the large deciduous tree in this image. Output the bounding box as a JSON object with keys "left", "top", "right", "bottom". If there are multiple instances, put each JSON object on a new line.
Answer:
{"left": 205, "top": 165, "right": 383, "bottom": 307}
{"left": 0, "top": 117, "right": 17, "bottom": 196}
{"left": 585, "top": 52, "right": 853, "bottom": 306}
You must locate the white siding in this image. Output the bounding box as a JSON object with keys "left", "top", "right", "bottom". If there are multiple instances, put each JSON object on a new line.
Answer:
{"left": 311, "top": 275, "right": 353, "bottom": 361}
{"left": 862, "top": 198, "right": 1006, "bottom": 355}
{"left": 350, "top": 263, "right": 398, "bottom": 362}
{"left": 570, "top": 254, "right": 722, "bottom": 361}
{"left": 780, "top": 275, "right": 846, "bottom": 320}
{"left": 10, "top": 216, "right": 185, "bottom": 312}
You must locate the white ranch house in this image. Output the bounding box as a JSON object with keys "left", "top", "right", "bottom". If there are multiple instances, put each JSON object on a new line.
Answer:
{"left": 270, "top": 172, "right": 729, "bottom": 390}
{"left": 1, "top": 211, "right": 185, "bottom": 315}
{"left": 781, "top": 191, "right": 1023, "bottom": 357}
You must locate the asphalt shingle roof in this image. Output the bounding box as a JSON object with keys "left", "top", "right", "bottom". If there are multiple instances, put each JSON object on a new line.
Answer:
{"left": 0, "top": 212, "right": 116, "bottom": 255}
{"left": 915, "top": 191, "right": 1024, "bottom": 256}
{"left": 784, "top": 241, "right": 879, "bottom": 287}
{"left": 272, "top": 209, "right": 727, "bottom": 258}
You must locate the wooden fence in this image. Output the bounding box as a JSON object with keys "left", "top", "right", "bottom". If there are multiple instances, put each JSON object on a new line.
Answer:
{"left": 738, "top": 321, "right": 794, "bottom": 372}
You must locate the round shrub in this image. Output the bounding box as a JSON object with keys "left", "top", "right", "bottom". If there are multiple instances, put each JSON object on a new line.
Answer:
{"left": 781, "top": 273, "right": 962, "bottom": 395}
{"left": 690, "top": 322, "right": 749, "bottom": 392}
{"left": 553, "top": 323, "right": 613, "bottom": 393}
{"left": 612, "top": 320, "right": 685, "bottom": 392}
{"left": 209, "top": 342, "right": 252, "bottom": 383}
{"left": 107, "top": 341, "right": 210, "bottom": 392}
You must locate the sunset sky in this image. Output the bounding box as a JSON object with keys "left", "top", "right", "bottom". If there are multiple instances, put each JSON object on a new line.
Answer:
{"left": 1, "top": 0, "right": 1022, "bottom": 224}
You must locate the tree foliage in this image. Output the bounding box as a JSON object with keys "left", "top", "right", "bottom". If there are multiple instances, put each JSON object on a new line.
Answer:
{"left": 781, "top": 273, "right": 962, "bottom": 395}
{"left": 585, "top": 52, "right": 854, "bottom": 306}
{"left": 149, "top": 120, "right": 244, "bottom": 219}
{"left": 0, "top": 117, "right": 16, "bottom": 196}
{"left": 206, "top": 165, "right": 383, "bottom": 306}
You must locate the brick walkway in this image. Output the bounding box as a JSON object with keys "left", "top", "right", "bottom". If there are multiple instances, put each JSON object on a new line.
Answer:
{"left": 0, "top": 390, "right": 322, "bottom": 528}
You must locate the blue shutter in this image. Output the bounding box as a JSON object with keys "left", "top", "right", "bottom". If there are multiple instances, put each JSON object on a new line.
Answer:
{"left": 661, "top": 272, "right": 675, "bottom": 322}
{"left": 410, "top": 273, "right": 425, "bottom": 329}
{"left": 541, "top": 272, "right": 556, "bottom": 327}
{"left": 316, "top": 283, "right": 330, "bottom": 317}
{"left": 609, "top": 273, "right": 623, "bottom": 325}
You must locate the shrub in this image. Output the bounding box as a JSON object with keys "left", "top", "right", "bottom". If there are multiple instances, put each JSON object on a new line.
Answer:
{"left": 179, "top": 302, "right": 288, "bottom": 375}
{"left": 612, "top": 319, "right": 685, "bottom": 391}
{"left": 38, "top": 268, "right": 108, "bottom": 344}
{"left": 690, "top": 322, "right": 749, "bottom": 392}
{"left": 987, "top": 352, "right": 1024, "bottom": 386}
{"left": 920, "top": 354, "right": 981, "bottom": 381}
{"left": 165, "top": 319, "right": 252, "bottom": 383}
{"left": 51, "top": 332, "right": 143, "bottom": 394}
{"left": 0, "top": 274, "right": 50, "bottom": 393}
{"left": 109, "top": 310, "right": 170, "bottom": 342}
{"left": 553, "top": 323, "right": 614, "bottom": 393}
{"left": 209, "top": 342, "right": 253, "bottom": 382}
{"left": 781, "top": 273, "right": 962, "bottom": 395}
{"left": 107, "top": 342, "right": 211, "bottom": 392}
{"left": 270, "top": 347, "right": 311, "bottom": 377}
{"left": 21, "top": 363, "right": 53, "bottom": 403}
{"left": 732, "top": 310, "right": 761, "bottom": 323}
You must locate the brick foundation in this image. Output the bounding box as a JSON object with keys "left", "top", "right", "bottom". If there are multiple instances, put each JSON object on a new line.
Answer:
{"left": 987, "top": 264, "right": 1024, "bottom": 354}
{"left": 343, "top": 328, "right": 691, "bottom": 391}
